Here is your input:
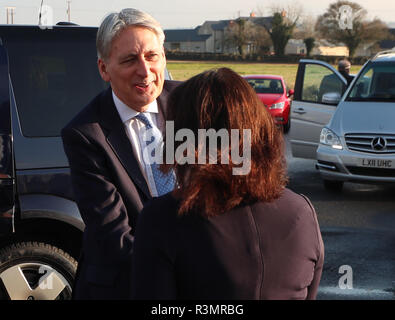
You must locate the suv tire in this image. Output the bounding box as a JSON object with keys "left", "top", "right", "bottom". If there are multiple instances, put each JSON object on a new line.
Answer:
{"left": 0, "top": 242, "right": 76, "bottom": 300}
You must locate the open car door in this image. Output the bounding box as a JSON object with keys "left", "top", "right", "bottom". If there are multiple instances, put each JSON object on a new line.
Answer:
{"left": 290, "top": 59, "right": 347, "bottom": 159}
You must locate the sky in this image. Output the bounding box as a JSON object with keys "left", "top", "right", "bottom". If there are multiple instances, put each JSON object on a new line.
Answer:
{"left": 1, "top": 0, "right": 395, "bottom": 29}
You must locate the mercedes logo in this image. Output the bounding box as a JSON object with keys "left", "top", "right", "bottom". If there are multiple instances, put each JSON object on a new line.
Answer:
{"left": 371, "top": 137, "right": 387, "bottom": 151}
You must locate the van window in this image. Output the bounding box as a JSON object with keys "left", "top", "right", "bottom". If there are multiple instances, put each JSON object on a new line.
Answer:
{"left": 347, "top": 62, "right": 395, "bottom": 102}
{"left": 3, "top": 27, "right": 108, "bottom": 137}
{"left": 301, "top": 64, "right": 344, "bottom": 103}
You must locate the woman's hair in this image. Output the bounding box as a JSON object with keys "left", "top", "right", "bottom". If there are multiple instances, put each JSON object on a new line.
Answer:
{"left": 163, "top": 68, "right": 288, "bottom": 217}
{"left": 96, "top": 8, "right": 165, "bottom": 61}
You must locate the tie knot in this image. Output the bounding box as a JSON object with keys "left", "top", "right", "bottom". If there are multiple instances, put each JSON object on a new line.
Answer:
{"left": 135, "top": 113, "right": 153, "bottom": 129}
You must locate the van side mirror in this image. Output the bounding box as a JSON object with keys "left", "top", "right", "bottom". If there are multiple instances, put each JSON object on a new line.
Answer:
{"left": 322, "top": 92, "right": 341, "bottom": 105}
{"left": 288, "top": 89, "right": 294, "bottom": 97}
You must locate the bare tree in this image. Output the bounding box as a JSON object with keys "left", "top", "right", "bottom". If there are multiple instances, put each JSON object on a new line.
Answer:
{"left": 316, "top": 1, "right": 389, "bottom": 57}
{"left": 249, "top": 24, "right": 272, "bottom": 55}
{"left": 225, "top": 18, "right": 249, "bottom": 56}
{"left": 294, "top": 14, "right": 317, "bottom": 39}
{"left": 268, "top": 1, "right": 304, "bottom": 25}
{"left": 225, "top": 18, "right": 271, "bottom": 56}
{"left": 294, "top": 14, "right": 318, "bottom": 57}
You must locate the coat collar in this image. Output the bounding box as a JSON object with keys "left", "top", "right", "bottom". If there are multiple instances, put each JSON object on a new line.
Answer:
{"left": 100, "top": 82, "right": 171, "bottom": 132}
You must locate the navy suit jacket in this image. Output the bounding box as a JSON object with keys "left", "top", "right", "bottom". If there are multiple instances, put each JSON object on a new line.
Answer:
{"left": 61, "top": 80, "right": 179, "bottom": 299}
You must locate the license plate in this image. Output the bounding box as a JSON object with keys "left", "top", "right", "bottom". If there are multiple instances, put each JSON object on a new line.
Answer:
{"left": 358, "top": 158, "right": 393, "bottom": 168}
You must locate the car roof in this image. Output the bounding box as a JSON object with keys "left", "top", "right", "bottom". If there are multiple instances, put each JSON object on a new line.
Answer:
{"left": 372, "top": 50, "right": 395, "bottom": 62}
{"left": 243, "top": 74, "right": 283, "bottom": 80}
{"left": 0, "top": 24, "right": 98, "bottom": 42}
{"left": 0, "top": 24, "right": 97, "bottom": 30}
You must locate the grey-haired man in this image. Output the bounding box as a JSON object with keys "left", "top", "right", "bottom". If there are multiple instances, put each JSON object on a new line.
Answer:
{"left": 61, "top": 8, "right": 179, "bottom": 299}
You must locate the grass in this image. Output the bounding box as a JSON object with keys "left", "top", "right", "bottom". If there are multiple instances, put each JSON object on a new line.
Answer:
{"left": 167, "top": 60, "right": 362, "bottom": 90}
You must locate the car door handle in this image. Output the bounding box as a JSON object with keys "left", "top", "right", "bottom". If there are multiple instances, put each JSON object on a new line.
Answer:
{"left": 293, "top": 108, "right": 306, "bottom": 114}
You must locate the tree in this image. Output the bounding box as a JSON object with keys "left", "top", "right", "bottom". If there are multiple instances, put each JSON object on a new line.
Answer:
{"left": 225, "top": 18, "right": 271, "bottom": 57}
{"left": 316, "top": 1, "right": 389, "bottom": 57}
{"left": 304, "top": 37, "right": 315, "bottom": 57}
{"left": 264, "top": 11, "right": 298, "bottom": 56}
{"left": 225, "top": 18, "right": 248, "bottom": 56}
{"left": 294, "top": 14, "right": 317, "bottom": 40}
{"left": 294, "top": 14, "right": 317, "bottom": 57}
{"left": 249, "top": 24, "right": 272, "bottom": 55}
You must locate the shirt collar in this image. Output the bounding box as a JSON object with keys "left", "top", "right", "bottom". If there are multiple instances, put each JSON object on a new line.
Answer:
{"left": 112, "top": 90, "right": 159, "bottom": 123}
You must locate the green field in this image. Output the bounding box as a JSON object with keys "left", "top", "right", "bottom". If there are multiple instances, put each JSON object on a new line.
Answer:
{"left": 167, "top": 60, "right": 362, "bottom": 90}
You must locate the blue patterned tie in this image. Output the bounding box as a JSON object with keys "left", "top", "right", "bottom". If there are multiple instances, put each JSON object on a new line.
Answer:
{"left": 135, "top": 113, "right": 176, "bottom": 196}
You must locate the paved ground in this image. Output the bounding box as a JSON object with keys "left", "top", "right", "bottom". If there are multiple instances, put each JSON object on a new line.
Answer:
{"left": 284, "top": 134, "right": 395, "bottom": 300}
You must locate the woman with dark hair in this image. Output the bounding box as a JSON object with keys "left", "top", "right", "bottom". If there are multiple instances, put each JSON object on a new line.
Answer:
{"left": 131, "top": 68, "right": 324, "bottom": 300}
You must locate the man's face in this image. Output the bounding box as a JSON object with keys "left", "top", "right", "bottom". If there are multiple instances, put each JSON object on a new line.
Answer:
{"left": 98, "top": 26, "right": 166, "bottom": 112}
{"left": 341, "top": 67, "right": 350, "bottom": 75}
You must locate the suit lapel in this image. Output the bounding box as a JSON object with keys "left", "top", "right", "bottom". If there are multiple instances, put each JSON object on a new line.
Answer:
{"left": 99, "top": 88, "right": 151, "bottom": 199}
{"left": 98, "top": 83, "right": 174, "bottom": 200}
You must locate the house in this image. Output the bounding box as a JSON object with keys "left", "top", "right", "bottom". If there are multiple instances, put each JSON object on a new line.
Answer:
{"left": 196, "top": 20, "right": 232, "bottom": 53}
{"left": 285, "top": 39, "right": 306, "bottom": 55}
{"left": 313, "top": 46, "right": 349, "bottom": 56}
{"left": 354, "top": 43, "right": 380, "bottom": 57}
{"left": 164, "top": 28, "right": 211, "bottom": 53}
{"left": 380, "top": 28, "right": 395, "bottom": 51}
{"left": 311, "top": 39, "right": 349, "bottom": 56}
{"left": 164, "top": 15, "right": 273, "bottom": 54}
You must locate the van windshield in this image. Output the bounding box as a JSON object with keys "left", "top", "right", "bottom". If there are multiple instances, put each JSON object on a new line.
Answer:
{"left": 347, "top": 62, "right": 395, "bottom": 102}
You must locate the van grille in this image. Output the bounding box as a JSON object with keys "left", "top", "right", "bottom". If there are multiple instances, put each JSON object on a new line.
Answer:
{"left": 346, "top": 166, "right": 395, "bottom": 177}
{"left": 345, "top": 134, "right": 395, "bottom": 154}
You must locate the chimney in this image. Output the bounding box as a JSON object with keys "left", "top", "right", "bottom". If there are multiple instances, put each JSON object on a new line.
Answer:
{"left": 6, "top": 7, "right": 16, "bottom": 24}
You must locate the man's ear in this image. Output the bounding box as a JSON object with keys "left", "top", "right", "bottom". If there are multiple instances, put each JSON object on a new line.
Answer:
{"left": 98, "top": 58, "right": 110, "bottom": 82}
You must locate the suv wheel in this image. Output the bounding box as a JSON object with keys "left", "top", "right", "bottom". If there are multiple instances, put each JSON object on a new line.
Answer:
{"left": 0, "top": 242, "right": 77, "bottom": 300}
{"left": 323, "top": 179, "right": 344, "bottom": 192}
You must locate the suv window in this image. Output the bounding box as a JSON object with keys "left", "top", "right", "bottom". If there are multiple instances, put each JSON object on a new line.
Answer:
{"left": 0, "top": 46, "right": 10, "bottom": 135}
{"left": 347, "top": 62, "right": 395, "bottom": 102}
{"left": 3, "top": 27, "right": 107, "bottom": 137}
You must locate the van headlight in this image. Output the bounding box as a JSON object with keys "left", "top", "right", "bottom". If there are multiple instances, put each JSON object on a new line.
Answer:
{"left": 320, "top": 128, "right": 343, "bottom": 150}
{"left": 269, "top": 101, "right": 285, "bottom": 109}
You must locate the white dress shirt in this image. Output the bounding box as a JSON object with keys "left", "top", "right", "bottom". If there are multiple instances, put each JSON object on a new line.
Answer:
{"left": 112, "top": 90, "right": 162, "bottom": 197}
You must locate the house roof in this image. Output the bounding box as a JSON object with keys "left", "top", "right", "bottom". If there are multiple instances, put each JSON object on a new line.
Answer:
{"left": 250, "top": 16, "right": 273, "bottom": 29}
{"left": 164, "top": 16, "right": 274, "bottom": 42}
{"left": 204, "top": 16, "right": 273, "bottom": 31}
{"left": 212, "top": 20, "right": 231, "bottom": 31}
{"left": 381, "top": 40, "right": 395, "bottom": 49}
{"left": 164, "top": 29, "right": 211, "bottom": 42}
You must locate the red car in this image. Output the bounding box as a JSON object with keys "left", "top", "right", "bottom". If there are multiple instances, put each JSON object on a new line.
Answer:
{"left": 243, "top": 75, "right": 294, "bottom": 133}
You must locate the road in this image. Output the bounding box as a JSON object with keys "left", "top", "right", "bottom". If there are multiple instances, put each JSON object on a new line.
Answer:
{"left": 284, "top": 133, "right": 395, "bottom": 300}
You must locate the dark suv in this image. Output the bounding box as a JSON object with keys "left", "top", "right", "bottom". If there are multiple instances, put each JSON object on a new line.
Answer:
{"left": 0, "top": 24, "right": 109, "bottom": 300}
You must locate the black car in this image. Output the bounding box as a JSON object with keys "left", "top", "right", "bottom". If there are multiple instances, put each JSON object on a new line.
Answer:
{"left": 0, "top": 24, "right": 109, "bottom": 300}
